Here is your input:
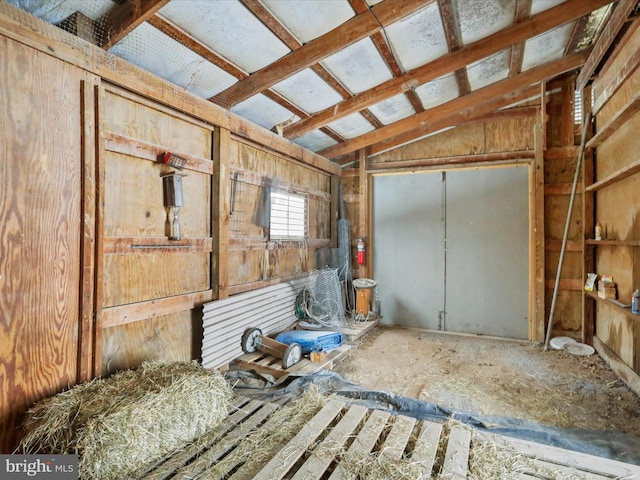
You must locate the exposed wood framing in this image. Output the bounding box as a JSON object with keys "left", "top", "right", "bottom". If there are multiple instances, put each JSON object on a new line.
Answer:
{"left": 508, "top": 0, "right": 532, "bottom": 76}
{"left": 0, "top": 2, "right": 337, "bottom": 176}
{"left": 532, "top": 122, "right": 546, "bottom": 342}
{"left": 100, "top": 0, "right": 170, "bottom": 50}
{"left": 438, "top": 0, "right": 470, "bottom": 97}
{"left": 214, "top": 127, "right": 231, "bottom": 300}
{"left": 322, "top": 51, "right": 588, "bottom": 158}
{"left": 594, "top": 336, "right": 640, "bottom": 397}
{"left": 283, "top": 0, "right": 610, "bottom": 140}
{"left": 212, "top": 0, "right": 430, "bottom": 108}
{"left": 582, "top": 91, "right": 595, "bottom": 345}
{"left": 93, "top": 85, "right": 107, "bottom": 377}
{"left": 576, "top": 0, "right": 638, "bottom": 90}
{"left": 358, "top": 149, "right": 369, "bottom": 280}
{"left": 368, "top": 151, "right": 534, "bottom": 171}
{"left": 78, "top": 77, "right": 99, "bottom": 382}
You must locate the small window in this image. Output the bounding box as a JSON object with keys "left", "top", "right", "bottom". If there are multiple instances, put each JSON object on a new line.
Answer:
{"left": 574, "top": 89, "right": 583, "bottom": 124}
{"left": 270, "top": 190, "right": 307, "bottom": 240}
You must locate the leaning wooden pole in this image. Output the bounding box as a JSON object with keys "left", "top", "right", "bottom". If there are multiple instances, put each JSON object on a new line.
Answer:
{"left": 544, "top": 113, "right": 592, "bottom": 350}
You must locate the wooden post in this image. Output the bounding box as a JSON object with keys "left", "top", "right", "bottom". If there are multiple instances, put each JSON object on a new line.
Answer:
{"left": 213, "top": 127, "right": 231, "bottom": 300}
{"left": 532, "top": 120, "right": 546, "bottom": 342}
{"left": 78, "top": 77, "right": 99, "bottom": 382}
{"left": 582, "top": 86, "right": 595, "bottom": 345}
{"left": 331, "top": 174, "right": 339, "bottom": 249}
{"left": 358, "top": 148, "right": 369, "bottom": 279}
{"left": 93, "top": 85, "right": 107, "bottom": 377}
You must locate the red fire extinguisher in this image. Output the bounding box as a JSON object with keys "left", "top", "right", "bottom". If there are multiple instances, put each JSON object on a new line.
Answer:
{"left": 357, "top": 237, "right": 365, "bottom": 265}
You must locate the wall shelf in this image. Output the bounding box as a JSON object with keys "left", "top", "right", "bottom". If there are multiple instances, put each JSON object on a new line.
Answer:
{"left": 586, "top": 90, "right": 640, "bottom": 149}
{"left": 585, "top": 291, "right": 640, "bottom": 320}
{"left": 585, "top": 157, "right": 640, "bottom": 192}
{"left": 585, "top": 239, "right": 640, "bottom": 246}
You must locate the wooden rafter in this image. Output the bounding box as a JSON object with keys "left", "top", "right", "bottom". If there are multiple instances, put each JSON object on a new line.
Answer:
{"left": 101, "top": 0, "right": 170, "bottom": 49}
{"left": 148, "top": 13, "right": 344, "bottom": 143}
{"left": 210, "top": 0, "right": 431, "bottom": 108}
{"left": 509, "top": 0, "right": 532, "bottom": 76}
{"left": 283, "top": 0, "right": 610, "bottom": 140}
{"left": 576, "top": 0, "right": 637, "bottom": 90}
{"left": 319, "top": 50, "right": 589, "bottom": 158}
{"left": 367, "top": 86, "right": 540, "bottom": 156}
{"left": 438, "top": 0, "right": 470, "bottom": 96}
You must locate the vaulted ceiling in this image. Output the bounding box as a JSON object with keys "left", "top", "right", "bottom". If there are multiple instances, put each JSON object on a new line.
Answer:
{"left": 8, "top": 0, "right": 634, "bottom": 162}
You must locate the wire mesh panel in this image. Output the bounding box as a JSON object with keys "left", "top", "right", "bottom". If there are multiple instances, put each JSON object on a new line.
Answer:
{"left": 304, "top": 267, "right": 345, "bottom": 328}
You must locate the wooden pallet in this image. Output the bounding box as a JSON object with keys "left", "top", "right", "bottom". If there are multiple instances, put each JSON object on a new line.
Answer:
{"left": 231, "top": 344, "right": 351, "bottom": 379}
{"left": 139, "top": 396, "right": 640, "bottom": 480}
{"left": 298, "top": 318, "right": 379, "bottom": 343}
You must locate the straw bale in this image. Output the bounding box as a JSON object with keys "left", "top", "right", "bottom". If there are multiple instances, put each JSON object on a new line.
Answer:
{"left": 20, "top": 361, "right": 233, "bottom": 480}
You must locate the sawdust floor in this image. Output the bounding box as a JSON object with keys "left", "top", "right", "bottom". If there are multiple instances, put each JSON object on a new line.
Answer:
{"left": 333, "top": 325, "right": 640, "bottom": 437}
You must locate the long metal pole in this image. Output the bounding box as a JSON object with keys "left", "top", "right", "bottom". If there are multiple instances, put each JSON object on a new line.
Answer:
{"left": 544, "top": 113, "right": 591, "bottom": 350}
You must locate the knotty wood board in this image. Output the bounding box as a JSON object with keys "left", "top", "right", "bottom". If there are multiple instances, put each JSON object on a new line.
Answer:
{"left": 0, "top": 36, "right": 85, "bottom": 452}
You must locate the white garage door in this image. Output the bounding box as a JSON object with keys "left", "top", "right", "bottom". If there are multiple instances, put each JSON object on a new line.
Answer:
{"left": 372, "top": 166, "right": 529, "bottom": 339}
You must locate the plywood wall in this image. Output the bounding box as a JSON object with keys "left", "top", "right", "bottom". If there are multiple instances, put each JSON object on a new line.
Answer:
{"left": 227, "top": 139, "right": 332, "bottom": 291}
{"left": 590, "top": 22, "right": 640, "bottom": 376}
{"left": 0, "top": 36, "right": 88, "bottom": 453}
{"left": 0, "top": 8, "right": 338, "bottom": 453}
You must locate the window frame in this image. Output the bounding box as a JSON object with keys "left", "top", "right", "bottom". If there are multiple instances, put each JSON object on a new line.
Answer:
{"left": 269, "top": 189, "right": 308, "bottom": 241}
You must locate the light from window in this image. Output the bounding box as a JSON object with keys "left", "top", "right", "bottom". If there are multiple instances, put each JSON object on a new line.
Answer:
{"left": 270, "top": 191, "right": 307, "bottom": 240}
{"left": 574, "top": 89, "right": 582, "bottom": 124}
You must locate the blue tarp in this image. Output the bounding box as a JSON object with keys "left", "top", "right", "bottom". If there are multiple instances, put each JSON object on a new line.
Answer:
{"left": 275, "top": 330, "right": 343, "bottom": 354}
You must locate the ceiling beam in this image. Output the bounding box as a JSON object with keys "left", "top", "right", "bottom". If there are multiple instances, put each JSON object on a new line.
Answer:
{"left": 508, "top": 0, "right": 532, "bottom": 76}
{"left": 101, "top": 0, "right": 170, "bottom": 49}
{"left": 284, "top": 0, "right": 611, "bottom": 140}
{"left": 210, "top": 0, "right": 431, "bottom": 108}
{"left": 367, "top": 86, "right": 540, "bottom": 156}
{"left": 576, "top": 0, "right": 637, "bottom": 90}
{"left": 438, "top": 0, "right": 470, "bottom": 96}
{"left": 319, "top": 50, "right": 589, "bottom": 158}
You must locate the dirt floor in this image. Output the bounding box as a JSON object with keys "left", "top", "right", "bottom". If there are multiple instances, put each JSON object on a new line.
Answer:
{"left": 333, "top": 325, "right": 640, "bottom": 437}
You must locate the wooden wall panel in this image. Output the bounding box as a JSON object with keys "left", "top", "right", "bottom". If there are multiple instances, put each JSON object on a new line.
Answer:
{"left": 544, "top": 195, "right": 583, "bottom": 241}
{"left": 591, "top": 23, "right": 640, "bottom": 378}
{"left": 101, "top": 311, "right": 198, "bottom": 376}
{"left": 226, "top": 139, "right": 331, "bottom": 288}
{"left": 104, "top": 152, "right": 211, "bottom": 237}
{"left": 96, "top": 87, "right": 215, "bottom": 374}
{"left": 103, "top": 252, "right": 211, "bottom": 307}
{"left": 484, "top": 116, "right": 536, "bottom": 152}
{"left": 0, "top": 37, "right": 86, "bottom": 452}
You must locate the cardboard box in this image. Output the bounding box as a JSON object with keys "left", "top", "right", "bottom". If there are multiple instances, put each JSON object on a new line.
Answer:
{"left": 598, "top": 281, "right": 617, "bottom": 299}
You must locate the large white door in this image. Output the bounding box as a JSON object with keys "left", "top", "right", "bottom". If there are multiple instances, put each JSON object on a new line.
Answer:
{"left": 372, "top": 166, "right": 529, "bottom": 339}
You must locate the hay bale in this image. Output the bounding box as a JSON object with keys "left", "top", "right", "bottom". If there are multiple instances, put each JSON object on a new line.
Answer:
{"left": 20, "top": 361, "right": 233, "bottom": 480}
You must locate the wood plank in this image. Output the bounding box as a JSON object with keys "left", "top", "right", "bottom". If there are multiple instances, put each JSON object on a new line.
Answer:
{"left": 103, "top": 131, "right": 214, "bottom": 175}
{"left": 476, "top": 428, "right": 640, "bottom": 478}
{"left": 320, "top": 52, "right": 588, "bottom": 158}
{"left": 250, "top": 400, "right": 345, "bottom": 480}
{"left": 525, "top": 459, "right": 611, "bottom": 480}
{"left": 100, "top": 0, "right": 170, "bottom": 49}
{"left": 290, "top": 404, "right": 369, "bottom": 480}
{"left": 284, "top": 0, "right": 609, "bottom": 140}
{"left": 358, "top": 149, "right": 368, "bottom": 279}
{"left": 545, "top": 240, "right": 582, "bottom": 252}
{"left": 592, "top": 20, "right": 640, "bottom": 113}
{"left": 211, "top": 0, "right": 429, "bottom": 108}
{"left": 544, "top": 279, "right": 583, "bottom": 291}
{"left": 103, "top": 236, "right": 213, "bottom": 254}
{"left": 369, "top": 151, "right": 534, "bottom": 171}
{"left": 171, "top": 401, "right": 281, "bottom": 479}
{"left": 411, "top": 421, "right": 443, "bottom": 479}
{"left": 79, "top": 77, "right": 99, "bottom": 382}
{"left": 532, "top": 123, "right": 546, "bottom": 342}
{"left": 576, "top": 0, "right": 638, "bottom": 91}
{"left": 382, "top": 415, "right": 416, "bottom": 460}
{"left": 593, "top": 336, "right": 640, "bottom": 398}
{"left": 585, "top": 156, "right": 640, "bottom": 191}
{"left": 213, "top": 127, "right": 230, "bottom": 300}
{"left": 441, "top": 427, "right": 471, "bottom": 480}
{"left": 544, "top": 183, "right": 583, "bottom": 195}
{"left": 327, "top": 410, "right": 391, "bottom": 480}
{"left": 100, "top": 290, "right": 212, "bottom": 329}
